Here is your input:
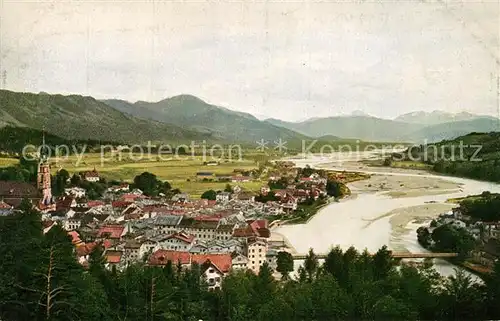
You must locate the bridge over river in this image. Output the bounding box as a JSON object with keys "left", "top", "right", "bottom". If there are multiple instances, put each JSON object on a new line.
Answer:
{"left": 292, "top": 252, "right": 458, "bottom": 260}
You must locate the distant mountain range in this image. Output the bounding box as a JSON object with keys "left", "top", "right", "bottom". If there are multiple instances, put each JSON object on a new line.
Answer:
{"left": 101, "top": 95, "right": 307, "bottom": 142}
{"left": 394, "top": 110, "right": 494, "bottom": 125}
{"left": 0, "top": 89, "right": 498, "bottom": 144}
{"left": 266, "top": 112, "right": 500, "bottom": 143}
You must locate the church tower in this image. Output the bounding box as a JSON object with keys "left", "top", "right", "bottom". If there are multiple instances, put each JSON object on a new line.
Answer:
{"left": 37, "top": 129, "right": 53, "bottom": 207}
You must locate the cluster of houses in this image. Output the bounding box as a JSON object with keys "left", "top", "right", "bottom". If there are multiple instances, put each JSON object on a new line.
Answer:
{"left": 39, "top": 183, "right": 294, "bottom": 289}
{"left": 0, "top": 155, "right": 335, "bottom": 289}
{"left": 9, "top": 178, "right": 298, "bottom": 289}
{"left": 195, "top": 170, "right": 253, "bottom": 183}
{"left": 431, "top": 208, "right": 500, "bottom": 268}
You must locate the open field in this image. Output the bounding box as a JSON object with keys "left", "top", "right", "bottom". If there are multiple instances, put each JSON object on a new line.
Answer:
{"left": 391, "top": 161, "right": 433, "bottom": 170}
{"left": 1, "top": 153, "right": 263, "bottom": 198}
{"left": 0, "top": 157, "right": 20, "bottom": 167}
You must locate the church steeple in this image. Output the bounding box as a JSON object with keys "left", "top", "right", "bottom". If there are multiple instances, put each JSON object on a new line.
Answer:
{"left": 37, "top": 126, "right": 53, "bottom": 208}
{"left": 40, "top": 126, "right": 48, "bottom": 162}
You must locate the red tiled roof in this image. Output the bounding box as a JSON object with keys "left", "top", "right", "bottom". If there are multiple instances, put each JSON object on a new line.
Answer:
{"left": 121, "top": 193, "right": 139, "bottom": 200}
{"left": 97, "top": 225, "right": 125, "bottom": 239}
{"left": 148, "top": 250, "right": 232, "bottom": 273}
{"left": 83, "top": 169, "right": 99, "bottom": 178}
{"left": 68, "top": 231, "right": 82, "bottom": 245}
{"left": 194, "top": 214, "right": 222, "bottom": 222}
{"left": 112, "top": 201, "right": 132, "bottom": 208}
{"left": 249, "top": 219, "right": 268, "bottom": 230}
{"left": 300, "top": 177, "right": 312, "bottom": 181}
{"left": 103, "top": 239, "right": 113, "bottom": 249}
{"left": 76, "top": 242, "right": 98, "bottom": 257}
{"left": 149, "top": 250, "right": 191, "bottom": 265}
{"left": 56, "top": 196, "right": 75, "bottom": 210}
{"left": 232, "top": 226, "right": 256, "bottom": 238}
{"left": 88, "top": 200, "right": 105, "bottom": 208}
{"left": 192, "top": 254, "right": 232, "bottom": 273}
{"left": 105, "top": 251, "right": 122, "bottom": 264}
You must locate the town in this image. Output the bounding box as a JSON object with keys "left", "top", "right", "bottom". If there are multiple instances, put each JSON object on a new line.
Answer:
{"left": 0, "top": 148, "right": 350, "bottom": 288}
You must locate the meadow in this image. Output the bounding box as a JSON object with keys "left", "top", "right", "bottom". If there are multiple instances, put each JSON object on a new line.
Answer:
{"left": 47, "top": 153, "right": 263, "bottom": 198}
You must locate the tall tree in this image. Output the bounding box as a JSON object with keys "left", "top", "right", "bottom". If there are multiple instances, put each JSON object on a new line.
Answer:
{"left": 201, "top": 190, "right": 217, "bottom": 200}
{"left": 276, "top": 251, "right": 294, "bottom": 280}
{"left": 304, "top": 248, "right": 319, "bottom": 282}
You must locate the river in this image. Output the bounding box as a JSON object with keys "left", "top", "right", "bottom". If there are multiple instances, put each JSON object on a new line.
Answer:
{"left": 275, "top": 153, "right": 500, "bottom": 279}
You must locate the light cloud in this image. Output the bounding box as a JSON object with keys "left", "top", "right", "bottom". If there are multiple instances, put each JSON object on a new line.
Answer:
{"left": 1, "top": 0, "right": 498, "bottom": 121}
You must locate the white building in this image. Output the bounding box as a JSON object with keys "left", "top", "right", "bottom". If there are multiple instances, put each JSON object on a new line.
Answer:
{"left": 82, "top": 169, "right": 100, "bottom": 182}
{"left": 154, "top": 232, "right": 195, "bottom": 252}
{"left": 123, "top": 241, "right": 142, "bottom": 264}
{"left": 247, "top": 239, "right": 268, "bottom": 274}
{"left": 216, "top": 192, "right": 231, "bottom": 203}
{"left": 231, "top": 254, "right": 249, "bottom": 270}
{"left": 203, "top": 263, "right": 224, "bottom": 290}
{"left": 64, "top": 187, "right": 86, "bottom": 198}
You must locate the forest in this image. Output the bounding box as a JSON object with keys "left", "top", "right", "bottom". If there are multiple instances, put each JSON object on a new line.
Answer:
{"left": 391, "top": 132, "right": 500, "bottom": 183}
{"left": 1, "top": 204, "right": 499, "bottom": 321}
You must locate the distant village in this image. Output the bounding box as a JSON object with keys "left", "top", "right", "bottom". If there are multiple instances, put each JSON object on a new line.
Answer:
{"left": 417, "top": 200, "right": 500, "bottom": 273}
{"left": 0, "top": 156, "right": 343, "bottom": 288}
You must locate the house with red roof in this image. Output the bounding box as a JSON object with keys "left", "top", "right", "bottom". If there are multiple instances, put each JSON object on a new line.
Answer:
{"left": 82, "top": 168, "right": 100, "bottom": 182}
{"left": 148, "top": 249, "right": 191, "bottom": 266}
{"left": 148, "top": 250, "right": 232, "bottom": 290}
{"left": 246, "top": 220, "right": 270, "bottom": 238}
{"left": 68, "top": 230, "right": 83, "bottom": 246}
{"left": 97, "top": 225, "right": 125, "bottom": 240}
{"left": 192, "top": 253, "right": 232, "bottom": 290}
{"left": 104, "top": 250, "right": 123, "bottom": 268}
{"left": 155, "top": 232, "right": 196, "bottom": 252}
{"left": 87, "top": 200, "right": 105, "bottom": 208}
{"left": 112, "top": 201, "right": 133, "bottom": 209}
{"left": 232, "top": 226, "right": 257, "bottom": 238}
{"left": 120, "top": 193, "right": 141, "bottom": 202}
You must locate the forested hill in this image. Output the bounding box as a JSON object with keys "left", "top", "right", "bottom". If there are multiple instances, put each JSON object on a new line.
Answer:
{"left": 0, "top": 126, "right": 119, "bottom": 154}
{"left": 0, "top": 90, "right": 211, "bottom": 143}
{"left": 393, "top": 132, "right": 500, "bottom": 182}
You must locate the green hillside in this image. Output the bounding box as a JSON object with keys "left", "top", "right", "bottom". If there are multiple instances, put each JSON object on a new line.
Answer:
{"left": 0, "top": 90, "right": 211, "bottom": 144}
{"left": 0, "top": 126, "right": 122, "bottom": 155}
{"left": 392, "top": 132, "right": 500, "bottom": 182}
{"left": 102, "top": 94, "right": 308, "bottom": 142}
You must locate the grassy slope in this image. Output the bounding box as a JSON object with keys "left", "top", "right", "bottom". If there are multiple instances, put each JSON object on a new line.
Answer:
{"left": 394, "top": 132, "right": 500, "bottom": 182}
{"left": 0, "top": 90, "right": 211, "bottom": 144}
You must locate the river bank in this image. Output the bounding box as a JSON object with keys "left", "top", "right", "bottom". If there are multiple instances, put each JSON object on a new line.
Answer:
{"left": 274, "top": 153, "right": 500, "bottom": 279}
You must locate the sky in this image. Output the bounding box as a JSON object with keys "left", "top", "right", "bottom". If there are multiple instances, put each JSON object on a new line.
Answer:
{"left": 1, "top": 0, "right": 499, "bottom": 122}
